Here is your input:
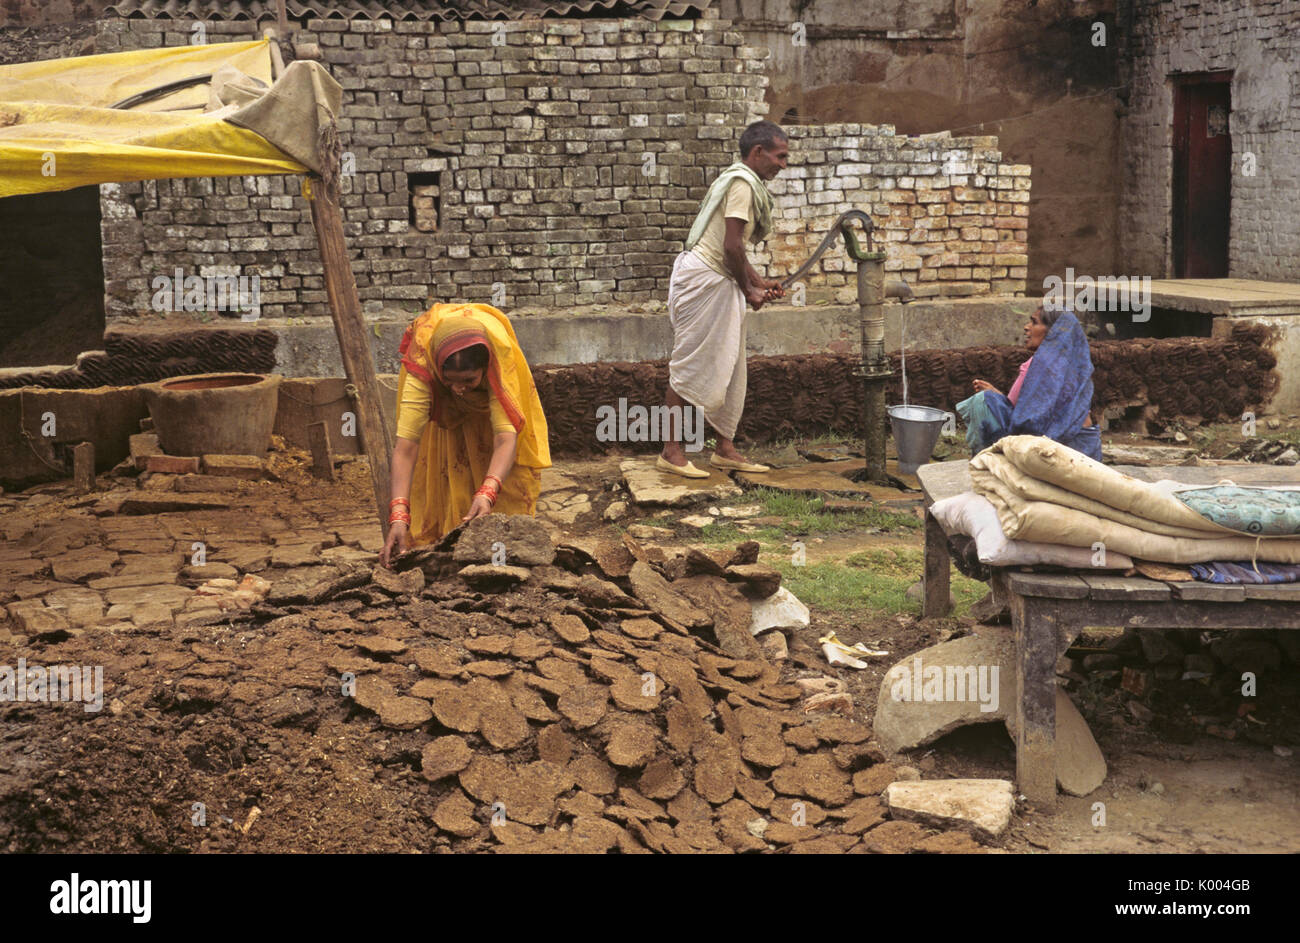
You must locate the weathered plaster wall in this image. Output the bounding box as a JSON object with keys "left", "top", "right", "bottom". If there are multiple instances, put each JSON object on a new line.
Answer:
{"left": 720, "top": 0, "right": 1121, "bottom": 294}
{"left": 1119, "top": 0, "right": 1300, "bottom": 280}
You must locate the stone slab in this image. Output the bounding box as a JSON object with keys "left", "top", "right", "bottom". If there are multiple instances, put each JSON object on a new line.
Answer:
{"left": 104, "top": 583, "right": 192, "bottom": 612}
{"left": 750, "top": 587, "right": 810, "bottom": 635}
{"left": 201, "top": 455, "right": 265, "bottom": 480}
{"left": 874, "top": 628, "right": 1018, "bottom": 755}
{"left": 115, "top": 494, "right": 232, "bottom": 515}
{"left": 144, "top": 455, "right": 200, "bottom": 475}
{"left": 1005, "top": 688, "right": 1108, "bottom": 798}
{"left": 173, "top": 475, "right": 243, "bottom": 493}
{"left": 885, "top": 779, "right": 1015, "bottom": 842}
{"left": 621, "top": 458, "right": 741, "bottom": 507}
{"left": 1147, "top": 278, "right": 1300, "bottom": 317}
{"left": 876, "top": 626, "right": 1106, "bottom": 796}
{"left": 5, "top": 599, "right": 70, "bottom": 635}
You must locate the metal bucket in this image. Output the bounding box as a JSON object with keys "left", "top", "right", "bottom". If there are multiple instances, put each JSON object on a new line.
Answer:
{"left": 888, "top": 404, "right": 947, "bottom": 475}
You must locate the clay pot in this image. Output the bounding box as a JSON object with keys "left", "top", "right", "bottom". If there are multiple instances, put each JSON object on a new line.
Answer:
{"left": 143, "top": 373, "right": 282, "bottom": 457}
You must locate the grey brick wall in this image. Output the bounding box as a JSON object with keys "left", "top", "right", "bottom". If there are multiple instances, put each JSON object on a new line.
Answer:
{"left": 769, "top": 126, "right": 1029, "bottom": 303}
{"left": 1119, "top": 0, "right": 1300, "bottom": 280}
{"left": 95, "top": 12, "right": 1030, "bottom": 322}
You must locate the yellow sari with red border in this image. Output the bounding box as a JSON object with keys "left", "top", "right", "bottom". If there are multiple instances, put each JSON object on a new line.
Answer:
{"left": 396, "top": 302, "right": 551, "bottom": 545}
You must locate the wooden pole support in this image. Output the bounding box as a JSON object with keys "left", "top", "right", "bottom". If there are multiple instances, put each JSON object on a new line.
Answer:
{"left": 262, "top": 28, "right": 286, "bottom": 79}
{"left": 306, "top": 173, "right": 394, "bottom": 531}
{"left": 72, "top": 441, "right": 95, "bottom": 494}
{"left": 1011, "top": 593, "right": 1059, "bottom": 811}
{"left": 922, "top": 509, "right": 951, "bottom": 618}
{"left": 307, "top": 420, "right": 335, "bottom": 481}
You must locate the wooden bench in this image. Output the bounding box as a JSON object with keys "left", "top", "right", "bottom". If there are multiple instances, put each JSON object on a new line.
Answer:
{"left": 917, "top": 459, "right": 1300, "bottom": 809}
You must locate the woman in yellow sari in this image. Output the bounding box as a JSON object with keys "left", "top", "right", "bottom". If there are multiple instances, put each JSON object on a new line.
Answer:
{"left": 379, "top": 302, "right": 551, "bottom": 566}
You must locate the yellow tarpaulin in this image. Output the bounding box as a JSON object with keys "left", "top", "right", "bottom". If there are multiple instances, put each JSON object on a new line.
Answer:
{"left": 0, "top": 39, "right": 309, "bottom": 197}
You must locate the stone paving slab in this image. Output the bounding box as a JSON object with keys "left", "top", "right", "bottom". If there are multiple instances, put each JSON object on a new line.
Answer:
{"left": 735, "top": 459, "right": 922, "bottom": 502}
{"left": 621, "top": 458, "right": 742, "bottom": 507}
{"left": 1147, "top": 278, "right": 1300, "bottom": 316}
{"left": 115, "top": 494, "right": 233, "bottom": 515}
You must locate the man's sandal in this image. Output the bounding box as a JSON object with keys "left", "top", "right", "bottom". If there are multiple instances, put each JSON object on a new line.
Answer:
{"left": 656, "top": 455, "right": 710, "bottom": 479}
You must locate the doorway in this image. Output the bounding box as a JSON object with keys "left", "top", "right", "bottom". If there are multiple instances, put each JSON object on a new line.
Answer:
{"left": 1172, "top": 72, "right": 1232, "bottom": 278}
{"left": 0, "top": 186, "right": 106, "bottom": 368}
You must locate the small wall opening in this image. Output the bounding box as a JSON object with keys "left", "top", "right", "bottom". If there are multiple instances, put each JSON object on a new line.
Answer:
{"left": 0, "top": 185, "right": 106, "bottom": 369}
{"left": 408, "top": 172, "right": 441, "bottom": 233}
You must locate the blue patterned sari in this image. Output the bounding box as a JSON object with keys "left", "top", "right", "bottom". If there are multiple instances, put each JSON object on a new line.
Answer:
{"left": 956, "top": 310, "right": 1101, "bottom": 461}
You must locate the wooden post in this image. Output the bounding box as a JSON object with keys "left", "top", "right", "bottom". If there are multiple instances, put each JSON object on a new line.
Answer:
{"left": 72, "top": 441, "right": 95, "bottom": 494}
{"left": 263, "top": 29, "right": 286, "bottom": 80}
{"left": 306, "top": 174, "right": 393, "bottom": 531}
{"left": 1011, "top": 593, "right": 1058, "bottom": 810}
{"left": 307, "top": 420, "right": 335, "bottom": 481}
{"left": 276, "top": 0, "right": 289, "bottom": 38}
{"left": 922, "top": 509, "right": 951, "bottom": 618}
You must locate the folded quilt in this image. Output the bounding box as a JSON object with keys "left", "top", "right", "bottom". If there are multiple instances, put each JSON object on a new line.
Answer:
{"left": 969, "top": 436, "right": 1300, "bottom": 565}
{"left": 929, "top": 491, "right": 1134, "bottom": 569}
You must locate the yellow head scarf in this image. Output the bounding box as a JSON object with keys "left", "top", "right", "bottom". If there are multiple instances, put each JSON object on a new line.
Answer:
{"left": 399, "top": 302, "right": 550, "bottom": 468}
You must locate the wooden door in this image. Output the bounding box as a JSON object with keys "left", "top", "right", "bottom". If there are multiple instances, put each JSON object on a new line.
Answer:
{"left": 1172, "top": 73, "right": 1232, "bottom": 277}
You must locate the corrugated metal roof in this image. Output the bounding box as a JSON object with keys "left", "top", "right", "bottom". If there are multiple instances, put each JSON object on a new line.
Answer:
{"left": 103, "top": 0, "right": 710, "bottom": 22}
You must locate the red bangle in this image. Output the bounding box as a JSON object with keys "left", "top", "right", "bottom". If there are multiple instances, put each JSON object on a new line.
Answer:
{"left": 483, "top": 474, "right": 503, "bottom": 490}
{"left": 390, "top": 497, "right": 410, "bottom": 508}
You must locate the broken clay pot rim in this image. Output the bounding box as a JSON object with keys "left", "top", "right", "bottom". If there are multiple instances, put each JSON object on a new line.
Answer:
{"left": 155, "top": 372, "right": 277, "bottom": 392}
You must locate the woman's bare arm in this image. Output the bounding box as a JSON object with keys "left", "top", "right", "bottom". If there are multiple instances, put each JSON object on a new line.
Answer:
{"left": 379, "top": 437, "right": 420, "bottom": 568}
{"left": 463, "top": 429, "right": 518, "bottom": 523}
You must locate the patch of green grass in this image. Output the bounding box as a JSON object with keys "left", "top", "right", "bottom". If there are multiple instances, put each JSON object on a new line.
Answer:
{"left": 763, "top": 430, "right": 853, "bottom": 451}
{"left": 772, "top": 560, "right": 909, "bottom": 614}
{"left": 1262, "top": 428, "right": 1300, "bottom": 448}
{"left": 749, "top": 487, "right": 921, "bottom": 535}
{"left": 680, "top": 490, "right": 919, "bottom": 556}
{"left": 768, "top": 547, "right": 985, "bottom": 617}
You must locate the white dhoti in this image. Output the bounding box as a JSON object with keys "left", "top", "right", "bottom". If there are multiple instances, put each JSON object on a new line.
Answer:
{"left": 667, "top": 249, "right": 747, "bottom": 440}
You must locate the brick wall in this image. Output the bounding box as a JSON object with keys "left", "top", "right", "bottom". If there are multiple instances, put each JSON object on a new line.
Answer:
{"left": 0, "top": 0, "right": 111, "bottom": 27}
{"left": 95, "top": 12, "right": 1030, "bottom": 322}
{"left": 1119, "top": 0, "right": 1300, "bottom": 280}
{"left": 767, "top": 125, "right": 1029, "bottom": 303}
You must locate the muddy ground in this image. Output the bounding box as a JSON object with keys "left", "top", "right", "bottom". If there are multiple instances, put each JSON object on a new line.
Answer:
{"left": 1, "top": 424, "right": 1298, "bottom": 853}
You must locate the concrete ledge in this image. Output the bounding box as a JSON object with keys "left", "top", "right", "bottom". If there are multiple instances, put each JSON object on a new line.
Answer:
{"left": 8, "top": 298, "right": 1035, "bottom": 383}
{"left": 262, "top": 295, "right": 1034, "bottom": 376}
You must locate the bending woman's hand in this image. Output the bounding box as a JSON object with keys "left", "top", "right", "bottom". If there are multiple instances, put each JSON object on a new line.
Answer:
{"left": 461, "top": 494, "right": 494, "bottom": 524}
{"left": 379, "top": 521, "right": 409, "bottom": 569}
{"left": 972, "top": 379, "right": 1001, "bottom": 396}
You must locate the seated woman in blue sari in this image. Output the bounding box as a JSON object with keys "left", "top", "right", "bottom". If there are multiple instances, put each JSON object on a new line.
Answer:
{"left": 957, "top": 305, "right": 1101, "bottom": 461}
